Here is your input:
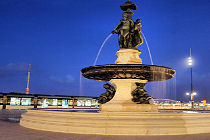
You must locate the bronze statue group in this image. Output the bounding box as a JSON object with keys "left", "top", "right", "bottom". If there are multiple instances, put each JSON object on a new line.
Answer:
{"left": 112, "top": 12, "right": 143, "bottom": 49}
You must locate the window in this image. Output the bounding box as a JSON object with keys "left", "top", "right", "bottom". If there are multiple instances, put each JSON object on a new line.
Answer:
{"left": 42, "top": 99, "right": 49, "bottom": 108}
{"left": 85, "top": 100, "right": 92, "bottom": 106}
{"left": 62, "top": 99, "right": 68, "bottom": 108}
{"left": 21, "top": 98, "right": 31, "bottom": 105}
{"left": 10, "top": 98, "right": 21, "bottom": 105}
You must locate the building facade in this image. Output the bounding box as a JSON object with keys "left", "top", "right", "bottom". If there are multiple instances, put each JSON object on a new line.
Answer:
{"left": 0, "top": 92, "right": 98, "bottom": 110}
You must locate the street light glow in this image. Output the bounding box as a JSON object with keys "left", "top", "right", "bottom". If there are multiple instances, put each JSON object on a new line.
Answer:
{"left": 186, "top": 92, "right": 197, "bottom": 96}
{"left": 188, "top": 59, "right": 192, "bottom": 63}
{"left": 187, "top": 57, "right": 193, "bottom": 66}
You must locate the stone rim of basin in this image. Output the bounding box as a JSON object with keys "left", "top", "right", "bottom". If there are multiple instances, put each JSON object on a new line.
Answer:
{"left": 81, "top": 64, "right": 175, "bottom": 82}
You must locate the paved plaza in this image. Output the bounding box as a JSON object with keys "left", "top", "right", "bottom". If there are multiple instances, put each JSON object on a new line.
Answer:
{"left": 0, "top": 110, "right": 210, "bottom": 140}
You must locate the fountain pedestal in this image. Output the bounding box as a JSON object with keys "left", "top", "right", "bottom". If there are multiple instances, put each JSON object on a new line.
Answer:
{"left": 115, "top": 49, "right": 142, "bottom": 64}
{"left": 100, "top": 79, "right": 158, "bottom": 112}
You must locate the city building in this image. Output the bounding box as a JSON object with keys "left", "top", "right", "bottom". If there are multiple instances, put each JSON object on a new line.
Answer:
{"left": 0, "top": 92, "right": 98, "bottom": 110}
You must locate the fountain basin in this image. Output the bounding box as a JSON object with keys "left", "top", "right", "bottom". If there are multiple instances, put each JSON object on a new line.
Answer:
{"left": 81, "top": 64, "right": 175, "bottom": 82}
{"left": 20, "top": 109, "right": 210, "bottom": 135}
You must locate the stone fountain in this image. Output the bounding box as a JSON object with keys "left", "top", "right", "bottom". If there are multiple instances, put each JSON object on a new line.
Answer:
{"left": 20, "top": 0, "right": 210, "bottom": 135}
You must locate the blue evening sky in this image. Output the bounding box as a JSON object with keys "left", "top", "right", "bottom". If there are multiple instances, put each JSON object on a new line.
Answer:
{"left": 0, "top": 0, "right": 210, "bottom": 102}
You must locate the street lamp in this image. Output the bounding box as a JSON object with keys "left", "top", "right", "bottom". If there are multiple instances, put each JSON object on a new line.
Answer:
{"left": 186, "top": 92, "right": 197, "bottom": 108}
{"left": 187, "top": 48, "right": 194, "bottom": 109}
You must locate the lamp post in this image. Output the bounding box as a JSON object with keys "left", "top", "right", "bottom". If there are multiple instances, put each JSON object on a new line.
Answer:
{"left": 187, "top": 48, "right": 194, "bottom": 109}
{"left": 26, "top": 64, "right": 31, "bottom": 94}
{"left": 186, "top": 92, "right": 197, "bottom": 108}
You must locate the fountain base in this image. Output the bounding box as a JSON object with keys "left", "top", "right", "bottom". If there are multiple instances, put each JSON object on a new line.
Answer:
{"left": 20, "top": 109, "right": 210, "bottom": 135}
{"left": 101, "top": 103, "right": 158, "bottom": 112}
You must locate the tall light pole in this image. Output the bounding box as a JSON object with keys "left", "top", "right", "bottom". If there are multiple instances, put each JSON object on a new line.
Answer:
{"left": 26, "top": 64, "right": 31, "bottom": 94}
{"left": 187, "top": 48, "right": 194, "bottom": 109}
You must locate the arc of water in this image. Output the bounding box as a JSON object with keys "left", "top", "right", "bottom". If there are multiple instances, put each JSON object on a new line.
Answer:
{"left": 141, "top": 31, "right": 154, "bottom": 65}
{"left": 80, "top": 34, "right": 112, "bottom": 96}
{"left": 80, "top": 71, "right": 82, "bottom": 95}
{"left": 174, "top": 73, "right": 177, "bottom": 100}
{"left": 93, "top": 34, "right": 113, "bottom": 66}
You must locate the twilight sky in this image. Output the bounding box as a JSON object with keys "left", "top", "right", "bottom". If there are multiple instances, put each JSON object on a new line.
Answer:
{"left": 0, "top": 0, "right": 210, "bottom": 102}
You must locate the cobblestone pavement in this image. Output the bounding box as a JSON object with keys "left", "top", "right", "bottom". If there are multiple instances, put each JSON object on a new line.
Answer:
{"left": 0, "top": 110, "right": 210, "bottom": 140}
